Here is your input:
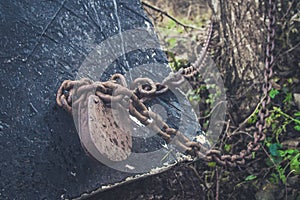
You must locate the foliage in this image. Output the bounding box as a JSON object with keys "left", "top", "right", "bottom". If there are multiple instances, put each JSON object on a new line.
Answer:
{"left": 246, "top": 81, "right": 300, "bottom": 185}
{"left": 165, "top": 51, "right": 189, "bottom": 71}
{"left": 245, "top": 174, "right": 257, "bottom": 181}
{"left": 269, "top": 88, "right": 279, "bottom": 99}
{"left": 146, "top": 0, "right": 300, "bottom": 198}
{"left": 265, "top": 141, "right": 300, "bottom": 184}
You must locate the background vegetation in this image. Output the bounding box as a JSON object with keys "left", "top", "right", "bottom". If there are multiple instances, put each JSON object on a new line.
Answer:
{"left": 142, "top": 0, "right": 300, "bottom": 199}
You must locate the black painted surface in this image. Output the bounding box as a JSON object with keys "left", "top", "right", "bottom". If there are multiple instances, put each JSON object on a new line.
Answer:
{"left": 0, "top": 0, "right": 202, "bottom": 199}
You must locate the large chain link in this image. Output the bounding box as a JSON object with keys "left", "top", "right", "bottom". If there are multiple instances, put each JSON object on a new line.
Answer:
{"left": 56, "top": 0, "right": 276, "bottom": 167}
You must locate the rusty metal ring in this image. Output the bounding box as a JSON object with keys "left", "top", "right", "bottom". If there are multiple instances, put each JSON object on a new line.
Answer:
{"left": 110, "top": 73, "right": 127, "bottom": 87}
{"left": 131, "top": 77, "right": 157, "bottom": 96}
{"left": 155, "top": 83, "right": 169, "bottom": 95}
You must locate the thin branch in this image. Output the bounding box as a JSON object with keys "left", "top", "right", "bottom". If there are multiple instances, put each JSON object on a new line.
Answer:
{"left": 198, "top": 100, "right": 227, "bottom": 120}
{"left": 229, "top": 95, "right": 267, "bottom": 136}
{"left": 276, "top": 41, "right": 300, "bottom": 61}
{"left": 141, "top": 1, "right": 201, "bottom": 30}
{"left": 215, "top": 167, "right": 220, "bottom": 200}
{"left": 281, "top": 0, "right": 295, "bottom": 21}
{"left": 285, "top": 170, "right": 296, "bottom": 200}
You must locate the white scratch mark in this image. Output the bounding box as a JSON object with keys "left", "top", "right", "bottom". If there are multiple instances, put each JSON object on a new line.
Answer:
{"left": 112, "top": 0, "right": 132, "bottom": 81}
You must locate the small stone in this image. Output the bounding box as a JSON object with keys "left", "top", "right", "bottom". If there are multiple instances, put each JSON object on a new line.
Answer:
{"left": 255, "top": 187, "right": 276, "bottom": 200}
{"left": 293, "top": 93, "right": 300, "bottom": 110}
{"left": 281, "top": 137, "right": 300, "bottom": 149}
{"left": 286, "top": 175, "right": 299, "bottom": 187}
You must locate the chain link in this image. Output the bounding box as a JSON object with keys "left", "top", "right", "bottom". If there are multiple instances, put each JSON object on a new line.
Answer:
{"left": 56, "top": 0, "right": 276, "bottom": 167}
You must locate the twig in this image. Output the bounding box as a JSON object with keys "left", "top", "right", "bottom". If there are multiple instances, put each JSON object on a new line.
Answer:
{"left": 215, "top": 167, "right": 220, "bottom": 200}
{"left": 231, "top": 131, "right": 253, "bottom": 138}
{"left": 261, "top": 146, "right": 277, "bottom": 167}
{"left": 189, "top": 164, "right": 203, "bottom": 181}
{"left": 229, "top": 95, "right": 267, "bottom": 136}
{"left": 285, "top": 170, "right": 296, "bottom": 200}
{"left": 198, "top": 100, "right": 227, "bottom": 120}
{"left": 174, "top": 171, "right": 185, "bottom": 197}
{"left": 218, "top": 119, "right": 231, "bottom": 150}
{"left": 281, "top": 0, "right": 295, "bottom": 21}
{"left": 275, "top": 41, "right": 300, "bottom": 62}
{"left": 273, "top": 106, "right": 300, "bottom": 124}
{"left": 141, "top": 1, "right": 201, "bottom": 30}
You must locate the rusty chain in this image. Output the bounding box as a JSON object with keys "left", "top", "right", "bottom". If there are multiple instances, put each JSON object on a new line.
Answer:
{"left": 56, "top": 74, "right": 210, "bottom": 158}
{"left": 56, "top": 0, "right": 276, "bottom": 167}
{"left": 203, "top": 0, "right": 276, "bottom": 166}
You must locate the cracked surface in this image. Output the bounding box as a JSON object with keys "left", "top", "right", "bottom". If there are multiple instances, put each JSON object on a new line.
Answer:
{"left": 0, "top": 0, "right": 202, "bottom": 199}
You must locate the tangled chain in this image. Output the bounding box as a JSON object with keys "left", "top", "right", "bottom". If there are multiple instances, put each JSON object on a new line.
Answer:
{"left": 56, "top": 73, "right": 209, "bottom": 158}
{"left": 56, "top": 1, "right": 276, "bottom": 167}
